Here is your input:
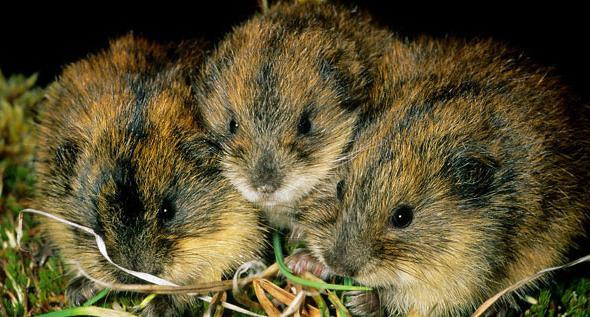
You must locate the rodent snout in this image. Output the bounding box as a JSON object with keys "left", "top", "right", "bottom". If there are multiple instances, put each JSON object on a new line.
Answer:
{"left": 109, "top": 241, "right": 166, "bottom": 283}
{"left": 251, "top": 151, "right": 284, "bottom": 194}
{"left": 323, "top": 250, "right": 362, "bottom": 277}
{"left": 322, "top": 244, "right": 365, "bottom": 277}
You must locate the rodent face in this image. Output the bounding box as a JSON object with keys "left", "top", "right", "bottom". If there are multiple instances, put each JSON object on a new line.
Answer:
{"left": 300, "top": 91, "right": 542, "bottom": 313}
{"left": 36, "top": 37, "right": 265, "bottom": 286}
{"left": 300, "top": 37, "right": 590, "bottom": 315}
{"left": 196, "top": 9, "right": 371, "bottom": 211}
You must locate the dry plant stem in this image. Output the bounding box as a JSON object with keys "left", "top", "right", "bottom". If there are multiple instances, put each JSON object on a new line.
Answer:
{"left": 81, "top": 263, "right": 280, "bottom": 295}
{"left": 82, "top": 271, "right": 235, "bottom": 294}
{"left": 280, "top": 291, "right": 306, "bottom": 317}
{"left": 258, "top": 278, "right": 320, "bottom": 317}
{"left": 253, "top": 279, "right": 281, "bottom": 317}
{"left": 204, "top": 291, "right": 226, "bottom": 317}
{"left": 232, "top": 262, "right": 280, "bottom": 311}
{"left": 80, "top": 267, "right": 265, "bottom": 317}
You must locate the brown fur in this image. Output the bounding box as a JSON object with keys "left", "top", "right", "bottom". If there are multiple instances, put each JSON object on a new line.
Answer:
{"left": 34, "top": 35, "right": 267, "bottom": 316}
{"left": 193, "top": 2, "right": 392, "bottom": 228}
{"left": 299, "top": 38, "right": 590, "bottom": 316}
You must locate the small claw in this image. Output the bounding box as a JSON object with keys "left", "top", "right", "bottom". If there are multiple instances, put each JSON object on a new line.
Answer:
{"left": 343, "top": 290, "right": 382, "bottom": 317}
{"left": 66, "top": 276, "right": 97, "bottom": 306}
{"left": 285, "top": 249, "right": 333, "bottom": 279}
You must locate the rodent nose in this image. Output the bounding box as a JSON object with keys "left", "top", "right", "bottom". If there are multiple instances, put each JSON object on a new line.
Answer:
{"left": 112, "top": 256, "right": 164, "bottom": 283}
{"left": 251, "top": 151, "right": 283, "bottom": 193}
{"left": 257, "top": 184, "right": 277, "bottom": 194}
{"left": 109, "top": 241, "right": 164, "bottom": 283}
{"left": 323, "top": 248, "right": 362, "bottom": 277}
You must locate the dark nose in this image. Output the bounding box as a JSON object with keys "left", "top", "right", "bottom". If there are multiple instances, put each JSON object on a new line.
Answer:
{"left": 251, "top": 151, "right": 283, "bottom": 193}
{"left": 322, "top": 230, "right": 375, "bottom": 277}
{"left": 111, "top": 252, "right": 164, "bottom": 283}
{"left": 108, "top": 236, "right": 165, "bottom": 282}
{"left": 323, "top": 246, "right": 364, "bottom": 277}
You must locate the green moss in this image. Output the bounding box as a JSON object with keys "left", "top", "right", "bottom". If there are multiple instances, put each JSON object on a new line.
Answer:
{"left": 523, "top": 278, "right": 590, "bottom": 317}
{"left": 1, "top": 70, "right": 42, "bottom": 197}
{"left": 1, "top": 70, "right": 68, "bottom": 316}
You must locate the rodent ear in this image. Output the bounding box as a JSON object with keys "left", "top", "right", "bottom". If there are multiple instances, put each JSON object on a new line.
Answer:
{"left": 297, "top": 110, "right": 312, "bottom": 135}
{"left": 336, "top": 180, "right": 345, "bottom": 201}
{"left": 319, "top": 48, "right": 370, "bottom": 113}
{"left": 43, "top": 81, "right": 67, "bottom": 113}
{"left": 54, "top": 140, "right": 80, "bottom": 177}
{"left": 176, "top": 136, "right": 223, "bottom": 172}
{"left": 447, "top": 154, "right": 499, "bottom": 199}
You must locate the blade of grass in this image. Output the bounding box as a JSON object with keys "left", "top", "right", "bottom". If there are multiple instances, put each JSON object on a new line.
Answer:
{"left": 310, "top": 293, "right": 329, "bottom": 317}
{"left": 135, "top": 293, "right": 157, "bottom": 310}
{"left": 83, "top": 288, "right": 110, "bottom": 307}
{"left": 327, "top": 290, "right": 351, "bottom": 317}
{"left": 36, "top": 306, "right": 138, "bottom": 317}
{"left": 273, "top": 232, "right": 371, "bottom": 291}
{"left": 213, "top": 292, "right": 227, "bottom": 317}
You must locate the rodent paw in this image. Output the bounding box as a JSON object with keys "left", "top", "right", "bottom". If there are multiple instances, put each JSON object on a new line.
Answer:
{"left": 140, "top": 298, "right": 177, "bottom": 317}
{"left": 65, "top": 276, "right": 97, "bottom": 306}
{"left": 139, "top": 295, "right": 200, "bottom": 317}
{"left": 285, "top": 249, "right": 332, "bottom": 279}
{"left": 343, "top": 290, "right": 382, "bottom": 317}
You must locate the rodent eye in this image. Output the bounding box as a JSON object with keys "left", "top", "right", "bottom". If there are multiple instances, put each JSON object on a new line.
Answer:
{"left": 389, "top": 205, "right": 414, "bottom": 229}
{"left": 229, "top": 118, "right": 239, "bottom": 135}
{"left": 158, "top": 200, "right": 177, "bottom": 223}
{"left": 336, "top": 180, "right": 345, "bottom": 201}
{"left": 297, "top": 112, "right": 312, "bottom": 135}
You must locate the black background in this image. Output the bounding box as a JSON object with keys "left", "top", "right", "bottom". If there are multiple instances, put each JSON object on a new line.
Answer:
{"left": 1, "top": 1, "right": 588, "bottom": 99}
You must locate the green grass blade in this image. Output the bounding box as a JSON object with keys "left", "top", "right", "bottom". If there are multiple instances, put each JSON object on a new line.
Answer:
{"left": 272, "top": 232, "right": 371, "bottom": 291}
{"left": 311, "top": 293, "right": 330, "bottom": 317}
{"left": 136, "top": 293, "right": 157, "bottom": 310}
{"left": 83, "top": 288, "right": 110, "bottom": 307}
{"left": 36, "top": 306, "right": 138, "bottom": 317}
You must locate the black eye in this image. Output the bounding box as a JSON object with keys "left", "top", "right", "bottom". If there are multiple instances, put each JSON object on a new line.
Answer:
{"left": 336, "top": 180, "right": 345, "bottom": 201}
{"left": 158, "top": 200, "right": 177, "bottom": 223}
{"left": 297, "top": 112, "right": 312, "bottom": 135}
{"left": 389, "top": 205, "right": 414, "bottom": 229}
{"left": 229, "top": 118, "right": 238, "bottom": 134}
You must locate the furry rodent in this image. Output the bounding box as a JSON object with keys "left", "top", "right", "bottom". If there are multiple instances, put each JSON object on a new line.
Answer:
{"left": 34, "top": 35, "right": 267, "bottom": 316}
{"left": 193, "top": 2, "right": 392, "bottom": 228}
{"left": 298, "top": 38, "right": 590, "bottom": 316}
